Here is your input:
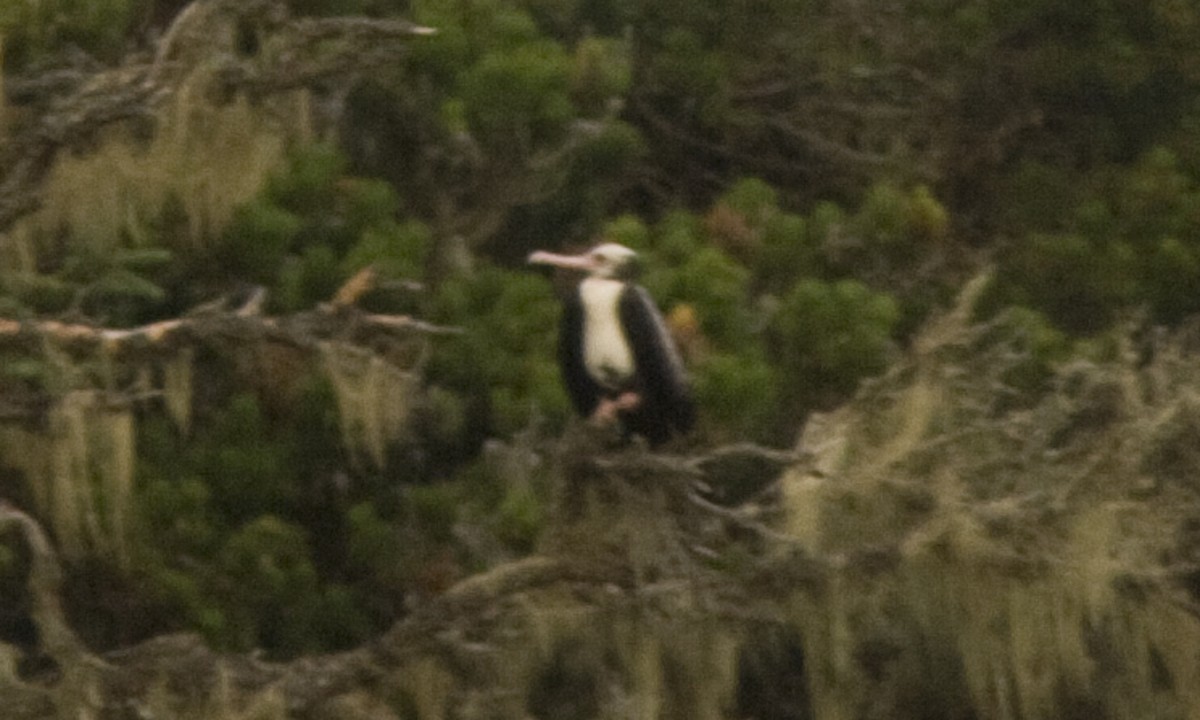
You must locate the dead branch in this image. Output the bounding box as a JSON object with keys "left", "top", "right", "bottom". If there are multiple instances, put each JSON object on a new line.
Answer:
{"left": 101, "top": 560, "right": 601, "bottom": 718}
{"left": 0, "top": 303, "right": 458, "bottom": 359}
{"left": 0, "top": 539, "right": 631, "bottom": 719}
{"left": 0, "top": 1, "right": 434, "bottom": 234}
{"left": 0, "top": 502, "right": 88, "bottom": 668}
{"left": 0, "top": 432, "right": 823, "bottom": 718}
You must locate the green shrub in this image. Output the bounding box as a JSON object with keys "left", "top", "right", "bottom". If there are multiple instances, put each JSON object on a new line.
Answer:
{"left": 694, "top": 350, "right": 779, "bottom": 443}
{"left": 219, "top": 515, "right": 322, "bottom": 654}
{"left": 603, "top": 214, "right": 652, "bottom": 252}
{"left": 222, "top": 200, "right": 303, "bottom": 281}
{"left": 991, "top": 233, "right": 1136, "bottom": 335}
{"left": 754, "top": 212, "right": 813, "bottom": 294}
{"left": 571, "top": 36, "right": 632, "bottom": 114}
{"left": 460, "top": 40, "right": 575, "bottom": 148}
{"left": 266, "top": 143, "right": 347, "bottom": 215}
{"left": 0, "top": 0, "right": 141, "bottom": 67}
{"left": 646, "top": 246, "right": 751, "bottom": 348}
{"left": 771, "top": 278, "right": 900, "bottom": 408}
{"left": 1141, "top": 237, "right": 1200, "bottom": 325}
{"left": 720, "top": 177, "right": 779, "bottom": 224}
{"left": 980, "top": 306, "right": 1071, "bottom": 400}
{"left": 428, "top": 265, "right": 568, "bottom": 440}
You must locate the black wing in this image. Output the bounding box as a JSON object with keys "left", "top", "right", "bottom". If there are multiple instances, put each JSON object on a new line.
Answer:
{"left": 559, "top": 289, "right": 604, "bottom": 418}
{"left": 618, "top": 284, "right": 696, "bottom": 443}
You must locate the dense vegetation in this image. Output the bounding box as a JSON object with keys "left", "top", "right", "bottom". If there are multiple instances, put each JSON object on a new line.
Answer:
{"left": 2, "top": 0, "right": 1200, "bottom": 664}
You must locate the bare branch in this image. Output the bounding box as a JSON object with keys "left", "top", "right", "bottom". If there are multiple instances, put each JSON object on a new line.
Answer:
{"left": 0, "top": 503, "right": 88, "bottom": 667}
{"left": 0, "top": 3, "right": 435, "bottom": 234}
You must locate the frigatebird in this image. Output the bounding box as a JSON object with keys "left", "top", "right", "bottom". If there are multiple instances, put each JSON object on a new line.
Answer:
{"left": 528, "top": 243, "right": 695, "bottom": 445}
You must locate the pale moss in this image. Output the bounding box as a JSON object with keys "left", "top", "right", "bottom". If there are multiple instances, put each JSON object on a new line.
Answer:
{"left": 3, "top": 60, "right": 310, "bottom": 291}
{"left": 163, "top": 348, "right": 194, "bottom": 435}
{"left": 0, "top": 33, "right": 6, "bottom": 141}
{"left": 403, "top": 657, "right": 454, "bottom": 720}
{"left": 0, "top": 389, "right": 137, "bottom": 566}
{"left": 321, "top": 341, "right": 419, "bottom": 469}
{"left": 776, "top": 274, "right": 1200, "bottom": 719}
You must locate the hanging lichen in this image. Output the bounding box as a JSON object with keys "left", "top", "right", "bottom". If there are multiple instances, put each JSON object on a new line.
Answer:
{"left": 0, "top": 57, "right": 310, "bottom": 308}
{"left": 48, "top": 391, "right": 91, "bottom": 560}
{"left": 43, "top": 391, "right": 136, "bottom": 567}
{"left": 0, "top": 390, "right": 136, "bottom": 568}
{"left": 320, "top": 341, "right": 418, "bottom": 469}
{"left": 163, "top": 347, "right": 194, "bottom": 435}
{"left": 0, "top": 33, "right": 6, "bottom": 141}
{"left": 27, "top": 68, "right": 302, "bottom": 254}
{"left": 772, "top": 276, "right": 1200, "bottom": 720}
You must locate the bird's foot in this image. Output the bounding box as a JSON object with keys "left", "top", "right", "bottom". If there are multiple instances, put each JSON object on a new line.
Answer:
{"left": 613, "top": 391, "right": 642, "bottom": 411}
{"left": 590, "top": 400, "right": 619, "bottom": 425}
{"left": 590, "top": 392, "right": 642, "bottom": 425}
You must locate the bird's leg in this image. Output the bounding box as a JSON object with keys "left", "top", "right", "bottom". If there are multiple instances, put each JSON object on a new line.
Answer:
{"left": 590, "top": 392, "right": 643, "bottom": 425}
{"left": 590, "top": 399, "right": 619, "bottom": 425}
{"left": 613, "top": 391, "right": 642, "bottom": 411}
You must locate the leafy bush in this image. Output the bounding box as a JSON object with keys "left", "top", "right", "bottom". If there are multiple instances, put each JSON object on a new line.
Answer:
{"left": 220, "top": 144, "right": 429, "bottom": 312}
{"left": 988, "top": 147, "right": 1200, "bottom": 333}
{"left": 460, "top": 40, "right": 575, "bottom": 148}
{"left": 427, "top": 265, "right": 569, "bottom": 442}
{"left": 0, "top": 0, "right": 140, "bottom": 67}
{"left": 770, "top": 278, "right": 900, "bottom": 409}
{"left": 693, "top": 350, "right": 778, "bottom": 442}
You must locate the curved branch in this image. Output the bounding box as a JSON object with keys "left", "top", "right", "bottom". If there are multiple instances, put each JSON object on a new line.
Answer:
{"left": 0, "top": 3, "right": 434, "bottom": 234}
{"left": 0, "top": 503, "right": 88, "bottom": 667}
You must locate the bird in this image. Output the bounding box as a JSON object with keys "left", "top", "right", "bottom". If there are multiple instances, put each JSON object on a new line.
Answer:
{"left": 528, "top": 242, "right": 695, "bottom": 445}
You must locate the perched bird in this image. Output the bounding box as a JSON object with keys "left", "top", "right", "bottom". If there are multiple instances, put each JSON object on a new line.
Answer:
{"left": 528, "top": 242, "right": 695, "bottom": 445}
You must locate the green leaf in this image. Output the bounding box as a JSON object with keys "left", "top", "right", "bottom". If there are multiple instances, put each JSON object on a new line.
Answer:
{"left": 89, "top": 268, "right": 166, "bottom": 302}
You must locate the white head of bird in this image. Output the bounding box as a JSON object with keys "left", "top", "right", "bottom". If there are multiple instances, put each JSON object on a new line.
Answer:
{"left": 526, "top": 243, "right": 640, "bottom": 280}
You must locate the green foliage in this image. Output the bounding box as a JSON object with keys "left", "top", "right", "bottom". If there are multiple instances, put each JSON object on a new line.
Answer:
{"left": 1143, "top": 237, "right": 1200, "bottom": 325}
{"left": 0, "top": 0, "right": 143, "bottom": 67}
{"left": 345, "top": 502, "right": 402, "bottom": 582}
{"left": 996, "top": 233, "right": 1136, "bottom": 335}
{"left": 495, "top": 477, "right": 544, "bottom": 553}
{"left": 223, "top": 200, "right": 304, "bottom": 281}
{"left": 574, "top": 120, "right": 647, "bottom": 179}
{"left": 218, "top": 515, "right": 323, "bottom": 653}
{"left": 989, "top": 146, "right": 1200, "bottom": 333}
{"left": 405, "top": 483, "right": 461, "bottom": 545}
{"left": 277, "top": 243, "right": 342, "bottom": 311}
{"left": 59, "top": 244, "right": 171, "bottom": 326}
{"left": 721, "top": 177, "right": 779, "bottom": 222}
{"left": 133, "top": 381, "right": 377, "bottom": 655}
{"left": 646, "top": 246, "right": 749, "bottom": 348}
{"left": 7, "top": 274, "right": 75, "bottom": 316}
{"left": 645, "top": 27, "right": 729, "bottom": 125}
{"left": 266, "top": 143, "right": 348, "bottom": 215}
{"left": 770, "top": 279, "right": 900, "bottom": 407}
{"left": 570, "top": 36, "right": 632, "bottom": 114}
{"left": 648, "top": 209, "right": 704, "bottom": 264}
{"left": 694, "top": 351, "right": 778, "bottom": 442}
{"left": 979, "top": 306, "right": 1071, "bottom": 400}
{"left": 343, "top": 219, "right": 431, "bottom": 280}
{"left": 220, "top": 144, "right": 429, "bottom": 311}
{"left": 602, "top": 214, "right": 652, "bottom": 252}
{"left": 460, "top": 40, "right": 575, "bottom": 148}
{"left": 754, "top": 212, "right": 813, "bottom": 294}
{"left": 427, "top": 266, "right": 568, "bottom": 439}
{"left": 13, "top": 0, "right": 1200, "bottom": 666}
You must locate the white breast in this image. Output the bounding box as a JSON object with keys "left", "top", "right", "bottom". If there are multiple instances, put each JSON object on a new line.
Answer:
{"left": 579, "top": 278, "right": 635, "bottom": 389}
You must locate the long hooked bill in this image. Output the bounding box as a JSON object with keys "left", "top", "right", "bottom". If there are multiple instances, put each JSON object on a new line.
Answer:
{"left": 527, "top": 250, "right": 598, "bottom": 271}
